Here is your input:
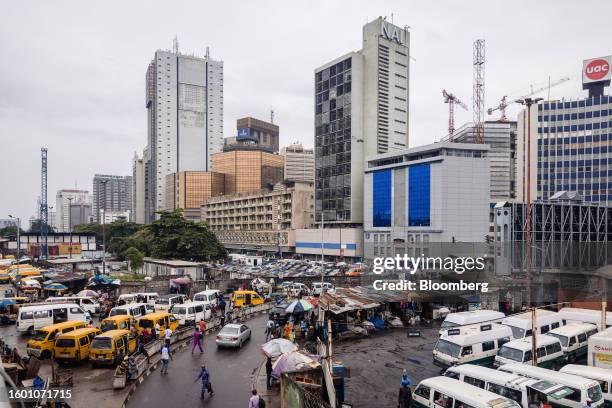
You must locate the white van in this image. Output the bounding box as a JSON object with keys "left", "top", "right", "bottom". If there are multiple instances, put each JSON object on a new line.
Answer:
{"left": 433, "top": 323, "right": 513, "bottom": 369}
{"left": 284, "top": 282, "right": 310, "bottom": 297}
{"left": 440, "top": 310, "right": 506, "bottom": 335}
{"left": 16, "top": 303, "right": 91, "bottom": 334}
{"left": 588, "top": 327, "right": 612, "bottom": 369}
{"left": 545, "top": 322, "right": 598, "bottom": 363}
{"left": 494, "top": 336, "right": 565, "bottom": 369}
{"left": 559, "top": 307, "right": 612, "bottom": 328}
{"left": 312, "top": 282, "right": 335, "bottom": 296}
{"left": 412, "top": 376, "right": 521, "bottom": 408}
{"left": 109, "top": 303, "right": 150, "bottom": 320}
{"left": 193, "top": 290, "right": 219, "bottom": 307}
{"left": 501, "top": 310, "right": 565, "bottom": 339}
{"left": 155, "top": 294, "right": 188, "bottom": 311}
{"left": 46, "top": 296, "right": 100, "bottom": 316}
{"left": 446, "top": 364, "right": 583, "bottom": 408}
{"left": 498, "top": 363, "right": 605, "bottom": 407}
{"left": 170, "top": 301, "right": 211, "bottom": 326}
{"left": 135, "top": 292, "right": 159, "bottom": 305}
{"left": 117, "top": 294, "right": 138, "bottom": 304}
{"left": 560, "top": 365, "right": 612, "bottom": 407}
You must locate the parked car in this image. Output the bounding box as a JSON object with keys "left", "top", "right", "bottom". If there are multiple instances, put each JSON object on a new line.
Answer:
{"left": 215, "top": 323, "right": 251, "bottom": 348}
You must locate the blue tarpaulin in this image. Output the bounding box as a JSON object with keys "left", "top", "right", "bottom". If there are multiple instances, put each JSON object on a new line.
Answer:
{"left": 369, "top": 315, "right": 385, "bottom": 330}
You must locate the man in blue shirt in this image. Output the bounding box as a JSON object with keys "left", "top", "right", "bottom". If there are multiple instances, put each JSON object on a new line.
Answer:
{"left": 196, "top": 365, "right": 213, "bottom": 398}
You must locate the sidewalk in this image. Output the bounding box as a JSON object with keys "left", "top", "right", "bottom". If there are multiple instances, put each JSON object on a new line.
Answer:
{"left": 254, "top": 358, "right": 280, "bottom": 407}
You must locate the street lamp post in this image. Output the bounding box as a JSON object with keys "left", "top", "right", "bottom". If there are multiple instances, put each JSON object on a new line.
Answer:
{"left": 8, "top": 215, "right": 20, "bottom": 260}
{"left": 67, "top": 197, "right": 73, "bottom": 259}
{"left": 101, "top": 180, "right": 108, "bottom": 275}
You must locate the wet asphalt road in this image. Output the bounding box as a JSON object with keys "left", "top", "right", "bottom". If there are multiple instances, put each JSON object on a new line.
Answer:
{"left": 127, "top": 314, "right": 268, "bottom": 408}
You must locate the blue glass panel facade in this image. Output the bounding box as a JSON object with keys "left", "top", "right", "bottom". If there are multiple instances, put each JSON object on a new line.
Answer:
{"left": 372, "top": 170, "right": 392, "bottom": 227}
{"left": 408, "top": 163, "right": 431, "bottom": 226}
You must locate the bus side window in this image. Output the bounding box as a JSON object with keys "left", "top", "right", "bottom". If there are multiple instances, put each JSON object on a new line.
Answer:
{"left": 433, "top": 391, "right": 453, "bottom": 408}
{"left": 551, "top": 322, "right": 559, "bottom": 329}
{"left": 526, "top": 329, "right": 533, "bottom": 336}
{"left": 79, "top": 336, "right": 88, "bottom": 347}
{"left": 536, "top": 347, "right": 546, "bottom": 358}
{"left": 569, "top": 336, "right": 576, "bottom": 346}
{"left": 461, "top": 346, "right": 473, "bottom": 356}
{"left": 414, "top": 385, "right": 430, "bottom": 400}
{"left": 578, "top": 333, "right": 587, "bottom": 343}
{"left": 540, "top": 325, "right": 550, "bottom": 334}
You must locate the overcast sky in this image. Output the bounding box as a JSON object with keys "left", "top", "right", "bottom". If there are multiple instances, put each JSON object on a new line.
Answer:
{"left": 1, "top": 0, "right": 611, "bottom": 225}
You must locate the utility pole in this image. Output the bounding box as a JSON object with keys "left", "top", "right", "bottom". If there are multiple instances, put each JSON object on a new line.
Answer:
{"left": 8, "top": 215, "right": 20, "bottom": 260}
{"left": 531, "top": 307, "right": 537, "bottom": 366}
{"left": 67, "top": 197, "right": 73, "bottom": 258}
{"left": 101, "top": 179, "right": 108, "bottom": 275}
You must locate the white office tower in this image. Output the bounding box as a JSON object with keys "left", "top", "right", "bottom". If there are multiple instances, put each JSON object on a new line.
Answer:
{"left": 132, "top": 152, "right": 146, "bottom": 224}
{"left": 281, "top": 142, "right": 315, "bottom": 183}
{"left": 145, "top": 45, "right": 223, "bottom": 221}
{"left": 315, "top": 17, "right": 410, "bottom": 226}
{"left": 56, "top": 189, "right": 91, "bottom": 232}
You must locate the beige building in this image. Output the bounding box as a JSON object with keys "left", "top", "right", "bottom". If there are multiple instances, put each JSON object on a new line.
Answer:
{"left": 201, "top": 181, "right": 314, "bottom": 252}
{"left": 281, "top": 142, "right": 315, "bottom": 183}
{"left": 165, "top": 171, "right": 225, "bottom": 220}
{"left": 212, "top": 149, "right": 284, "bottom": 195}
{"left": 224, "top": 117, "right": 280, "bottom": 152}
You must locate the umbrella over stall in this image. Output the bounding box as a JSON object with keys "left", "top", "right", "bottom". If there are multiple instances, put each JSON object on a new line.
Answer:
{"left": 285, "top": 299, "right": 314, "bottom": 314}
{"left": 77, "top": 289, "right": 99, "bottom": 298}
{"left": 44, "top": 283, "right": 68, "bottom": 291}
{"left": 261, "top": 338, "right": 298, "bottom": 358}
{"left": 271, "top": 351, "right": 320, "bottom": 379}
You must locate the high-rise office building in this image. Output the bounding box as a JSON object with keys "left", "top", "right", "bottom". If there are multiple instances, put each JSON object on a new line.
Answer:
{"left": 315, "top": 17, "right": 410, "bottom": 226}
{"left": 164, "top": 171, "right": 225, "bottom": 220}
{"left": 281, "top": 142, "right": 315, "bottom": 183}
{"left": 144, "top": 46, "right": 224, "bottom": 222}
{"left": 516, "top": 56, "right": 612, "bottom": 204}
{"left": 70, "top": 203, "right": 92, "bottom": 227}
{"left": 132, "top": 152, "right": 146, "bottom": 224}
{"left": 92, "top": 175, "right": 133, "bottom": 224}
{"left": 212, "top": 149, "right": 284, "bottom": 195}
{"left": 448, "top": 121, "right": 517, "bottom": 201}
{"left": 56, "top": 190, "right": 91, "bottom": 232}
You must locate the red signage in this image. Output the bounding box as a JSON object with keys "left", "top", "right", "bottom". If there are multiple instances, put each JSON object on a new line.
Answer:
{"left": 585, "top": 59, "right": 610, "bottom": 81}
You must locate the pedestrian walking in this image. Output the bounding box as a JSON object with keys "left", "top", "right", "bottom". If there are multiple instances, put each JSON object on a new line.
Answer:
{"left": 196, "top": 365, "right": 213, "bottom": 398}
{"left": 249, "top": 389, "right": 263, "bottom": 408}
{"left": 192, "top": 328, "right": 204, "bottom": 354}
{"left": 265, "top": 357, "right": 273, "bottom": 390}
{"left": 138, "top": 335, "right": 150, "bottom": 363}
{"left": 220, "top": 313, "right": 226, "bottom": 328}
{"left": 160, "top": 345, "right": 170, "bottom": 375}
{"left": 398, "top": 382, "right": 412, "bottom": 408}
{"left": 300, "top": 320, "right": 308, "bottom": 340}
{"left": 265, "top": 317, "right": 274, "bottom": 341}
{"left": 164, "top": 327, "right": 173, "bottom": 348}
{"left": 154, "top": 322, "right": 161, "bottom": 340}
{"left": 198, "top": 318, "right": 207, "bottom": 332}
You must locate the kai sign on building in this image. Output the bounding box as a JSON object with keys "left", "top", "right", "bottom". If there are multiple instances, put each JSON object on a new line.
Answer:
{"left": 380, "top": 20, "right": 408, "bottom": 46}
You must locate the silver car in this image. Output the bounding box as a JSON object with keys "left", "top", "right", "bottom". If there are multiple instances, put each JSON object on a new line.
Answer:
{"left": 215, "top": 323, "right": 251, "bottom": 348}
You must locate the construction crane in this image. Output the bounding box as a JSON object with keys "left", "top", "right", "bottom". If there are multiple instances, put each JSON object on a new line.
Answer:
{"left": 442, "top": 89, "right": 469, "bottom": 141}
{"left": 487, "top": 77, "right": 570, "bottom": 121}
{"left": 473, "top": 39, "right": 485, "bottom": 144}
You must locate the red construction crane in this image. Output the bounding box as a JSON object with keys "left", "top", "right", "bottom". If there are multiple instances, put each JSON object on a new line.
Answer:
{"left": 442, "top": 89, "right": 468, "bottom": 141}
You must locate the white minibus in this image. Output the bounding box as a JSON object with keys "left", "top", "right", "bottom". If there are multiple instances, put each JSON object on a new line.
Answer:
{"left": 498, "top": 363, "right": 604, "bottom": 407}
{"left": 117, "top": 294, "right": 138, "bottom": 304}
{"left": 446, "top": 364, "right": 582, "bottom": 408}
{"left": 109, "top": 303, "right": 150, "bottom": 320}
{"left": 135, "top": 292, "right": 159, "bottom": 305}
{"left": 588, "top": 327, "right": 612, "bottom": 369}
{"left": 46, "top": 296, "right": 100, "bottom": 316}
{"left": 170, "top": 301, "right": 211, "bottom": 326}
{"left": 559, "top": 307, "right": 612, "bottom": 328}
{"left": 16, "top": 303, "right": 91, "bottom": 334}
{"left": 494, "top": 336, "right": 565, "bottom": 369}
{"left": 440, "top": 310, "right": 505, "bottom": 335}
{"left": 433, "top": 323, "right": 513, "bottom": 369}
{"left": 154, "top": 294, "right": 187, "bottom": 311}
{"left": 501, "top": 310, "right": 565, "bottom": 339}
{"left": 560, "top": 365, "right": 612, "bottom": 407}
{"left": 193, "top": 290, "right": 219, "bottom": 307}
{"left": 545, "top": 322, "right": 598, "bottom": 363}
{"left": 412, "top": 376, "right": 521, "bottom": 408}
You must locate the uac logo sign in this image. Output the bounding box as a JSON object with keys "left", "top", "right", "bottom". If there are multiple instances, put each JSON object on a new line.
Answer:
{"left": 380, "top": 21, "right": 408, "bottom": 46}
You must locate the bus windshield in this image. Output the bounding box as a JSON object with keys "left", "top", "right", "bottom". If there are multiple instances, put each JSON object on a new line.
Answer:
{"left": 101, "top": 321, "right": 118, "bottom": 332}
{"left": 441, "top": 321, "right": 459, "bottom": 329}
{"left": 91, "top": 337, "right": 112, "bottom": 349}
{"left": 545, "top": 333, "right": 568, "bottom": 347}
{"left": 434, "top": 340, "right": 461, "bottom": 358}
{"left": 497, "top": 345, "right": 524, "bottom": 362}
{"left": 505, "top": 325, "right": 525, "bottom": 339}
{"left": 31, "top": 330, "right": 49, "bottom": 341}
{"left": 110, "top": 308, "right": 127, "bottom": 316}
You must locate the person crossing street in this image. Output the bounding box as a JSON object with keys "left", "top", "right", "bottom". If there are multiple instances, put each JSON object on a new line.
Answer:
{"left": 195, "top": 365, "right": 213, "bottom": 398}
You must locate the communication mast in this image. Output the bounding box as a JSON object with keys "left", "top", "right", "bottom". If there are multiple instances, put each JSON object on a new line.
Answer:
{"left": 473, "top": 39, "right": 485, "bottom": 144}
{"left": 40, "top": 147, "right": 49, "bottom": 260}
{"left": 442, "top": 90, "right": 468, "bottom": 141}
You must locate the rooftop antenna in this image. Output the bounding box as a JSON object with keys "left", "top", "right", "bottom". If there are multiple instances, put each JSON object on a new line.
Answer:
{"left": 206, "top": 46, "right": 210, "bottom": 59}
{"left": 390, "top": 13, "right": 394, "bottom": 24}
{"left": 270, "top": 109, "right": 275, "bottom": 124}
{"left": 173, "top": 36, "right": 179, "bottom": 54}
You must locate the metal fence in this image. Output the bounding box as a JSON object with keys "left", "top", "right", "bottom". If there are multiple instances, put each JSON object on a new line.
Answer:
{"left": 282, "top": 374, "right": 332, "bottom": 408}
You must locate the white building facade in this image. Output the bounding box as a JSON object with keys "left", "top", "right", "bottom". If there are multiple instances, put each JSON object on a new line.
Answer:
{"left": 145, "top": 48, "right": 224, "bottom": 222}
{"left": 315, "top": 17, "right": 410, "bottom": 227}
{"left": 363, "top": 142, "right": 490, "bottom": 259}
{"left": 281, "top": 142, "right": 315, "bottom": 183}
{"left": 132, "top": 152, "right": 146, "bottom": 224}
{"left": 55, "top": 189, "right": 91, "bottom": 232}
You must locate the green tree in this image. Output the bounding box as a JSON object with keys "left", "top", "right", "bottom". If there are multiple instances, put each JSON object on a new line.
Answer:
{"left": 0, "top": 225, "right": 22, "bottom": 238}
{"left": 28, "top": 219, "right": 55, "bottom": 234}
{"left": 124, "top": 247, "right": 144, "bottom": 272}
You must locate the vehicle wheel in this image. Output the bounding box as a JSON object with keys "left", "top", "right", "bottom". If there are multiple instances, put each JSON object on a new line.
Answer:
{"left": 41, "top": 350, "right": 51, "bottom": 360}
{"left": 28, "top": 326, "right": 35, "bottom": 336}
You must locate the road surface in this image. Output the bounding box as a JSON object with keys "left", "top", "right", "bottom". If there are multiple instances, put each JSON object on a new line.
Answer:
{"left": 127, "top": 314, "right": 268, "bottom": 408}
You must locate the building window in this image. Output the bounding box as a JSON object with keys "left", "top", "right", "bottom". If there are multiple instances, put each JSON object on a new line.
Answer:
{"left": 372, "top": 170, "right": 392, "bottom": 227}
{"left": 408, "top": 163, "right": 431, "bottom": 226}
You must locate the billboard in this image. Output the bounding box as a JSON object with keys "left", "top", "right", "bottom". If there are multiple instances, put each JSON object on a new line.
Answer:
{"left": 582, "top": 56, "right": 612, "bottom": 85}
{"left": 237, "top": 127, "right": 258, "bottom": 142}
